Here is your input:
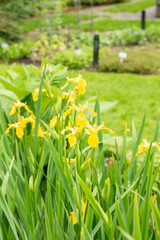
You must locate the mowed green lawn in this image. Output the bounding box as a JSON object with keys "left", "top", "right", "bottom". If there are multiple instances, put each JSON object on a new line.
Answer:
{"left": 105, "top": 0, "right": 156, "bottom": 13}
{"left": 69, "top": 70, "right": 160, "bottom": 140}
{"left": 80, "top": 19, "right": 160, "bottom": 31}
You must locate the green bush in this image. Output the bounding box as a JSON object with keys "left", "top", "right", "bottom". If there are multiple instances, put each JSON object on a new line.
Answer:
{"left": 0, "top": 0, "right": 40, "bottom": 17}
{"left": 99, "top": 47, "right": 160, "bottom": 74}
{"left": 52, "top": 47, "right": 93, "bottom": 69}
{"left": 71, "top": 27, "right": 160, "bottom": 48}
{"left": 0, "top": 40, "right": 34, "bottom": 61}
{"left": 0, "top": 11, "right": 22, "bottom": 42}
{"left": 146, "top": 26, "right": 160, "bottom": 42}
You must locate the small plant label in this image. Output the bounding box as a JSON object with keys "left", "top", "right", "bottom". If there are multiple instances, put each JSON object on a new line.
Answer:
{"left": 119, "top": 52, "right": 127, "bottom": 63}
{"left": 1, "top": 43, "right": 8, "bottom": 49}
{"left": 74, "top": 49, "right": 82, "bottom": 55}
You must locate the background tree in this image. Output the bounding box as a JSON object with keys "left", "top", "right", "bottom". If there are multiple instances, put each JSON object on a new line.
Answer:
{"left": 156, "top": 0, "right": 160, "bottom": 17}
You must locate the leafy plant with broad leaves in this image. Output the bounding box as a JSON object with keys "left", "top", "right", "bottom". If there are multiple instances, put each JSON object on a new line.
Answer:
{"left": 0, "top": 63, "right": 67, "bottom": 111}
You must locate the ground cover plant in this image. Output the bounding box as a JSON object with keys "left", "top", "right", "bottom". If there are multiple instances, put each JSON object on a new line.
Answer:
{"left": 105, "top": 0, "right": 156, "bottom": 13}
{"left": 2, "top": 26, "right": 160, "bottom": 68}
{"left": 0, "top": 63, "right": 160, "bottom": 239}
{"left": 99, "top": 46, "right": 160, "bottom": 74}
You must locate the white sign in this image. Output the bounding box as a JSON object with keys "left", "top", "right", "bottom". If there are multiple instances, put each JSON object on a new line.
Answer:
{"left": 74, "top": 49, "right": 82, "bottom": 56}
{"left": 1, "top": 43, "right": 8, "bottom": 49}
{"left": 118, "top": 52, "right": 127, "bottom": 63}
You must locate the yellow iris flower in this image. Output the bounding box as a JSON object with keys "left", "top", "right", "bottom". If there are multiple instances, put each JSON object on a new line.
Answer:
{"left": 6, "top": 120, "right": 26, "bottom": 139}
{"left": 136, "top": 139, "right": 160, "bottom": 156}
{"left": 63, "top": 157, "right": 76, "bottom": 169}
{"left": 6, "top": 117, "right": 46, "bottom": 139}
{"left": 62, "top": 91, "right": 76, "bottom": 103}
{"left": 9, "top": 100, "right": 33, "bottom": 115}
{"left": 6, "top": 101, "right": 36, "bottom": 139}
{"left": 50, "top": 115, "right": 64, "bottom": 130}
{"left": 50, "top": 116, "right": 57, "bottom": 128}
{"left": 61, "top": 74, "right": 86, "bottom": 95}
{"left": 70, "top": 199, "right": 86, "bottom": 225}
{"left": 5, "top": 116, "right": 35, "bottom": 139}
{"left": 32, "top": 88, "right": 47, "bottom": 101}
{"left": 64, "top": 103, "right": 96, "bottom": 127}
{"left": 37, "top": 124, "right": 47, "bottom": 138}
{"left": 6, "top": 101, "right": 46, "bottom": 139}
{"left": 61, "top": 125, "right": 84, "bottom": 148}
{"left": 67, "top": 134, "right": 77, "bottom": 148}
{"left": 86, "top": 122, "right": 113, "bottom": 148}
{"left": 63, "top": 109, "right": 72, "bottom": 118}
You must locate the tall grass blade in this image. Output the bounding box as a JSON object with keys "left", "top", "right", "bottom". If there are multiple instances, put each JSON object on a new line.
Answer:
{"left": 133, "top": 190, "right": 142, "bottom": 240}
{"left": 94, "top": 96, "right": 105, "bottom": 187}
{"left": 116, "top": 184, "right": 129, "bottom": 231}
{"left": 117, "top": 226, "right": 134, "bottom": 240}
{"left": 129, "top": 113, "right": 146, "bottom": 182}
{"left": 141, "top": 149, "right": 154, "bottom": 240}
{"left": 153, "top": 114, "right": 159, "bottom": 142}
{"left": 33, "top": 64, "right": 46, "bottom": 160}
{"left": 68, "top": 218, "right": 74, "bottom": 240}
{"left": 116, "top": 198, "right": 128, "bottom": 232}
{"left": 47, "top": 137, "right": 78, "bottom": 220}
{"left": 44, "top": 205, "right": 53, "bottom": 240}
{"left": 150, "top": 197, "right": 160, "bottom": 231}
{"left": 0, "top": 189, "right": 18, "bottom": 240}
{"left": 92, "top": 176, "right": 140, "bottom": 235}
{"left": 77, "top": 174, "right": 113, "bottom": 239}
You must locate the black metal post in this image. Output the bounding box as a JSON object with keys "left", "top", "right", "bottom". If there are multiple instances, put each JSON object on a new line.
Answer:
{"left": 93, "top": 34, "right": 99, "bottom": 66}
{"left": 141, "top": 10, "right": 146, "bottom": 30}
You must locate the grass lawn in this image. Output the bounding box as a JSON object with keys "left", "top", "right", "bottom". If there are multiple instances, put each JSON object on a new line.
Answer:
{"left": 80, "top": 19, "right": 160, "bottom": 31}
{"left": 69, "top": 70, "right": 160, "bottom": 140}
{"left": 19, "top": 13, "right": 98, "bottom": 33}
{"left": 104, "top": 0, "right": 156, "bottom": 13}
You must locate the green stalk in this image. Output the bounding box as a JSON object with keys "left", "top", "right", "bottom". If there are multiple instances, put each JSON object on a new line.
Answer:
{"left": 33, "top": 64, "right": 46, "bottom": 161}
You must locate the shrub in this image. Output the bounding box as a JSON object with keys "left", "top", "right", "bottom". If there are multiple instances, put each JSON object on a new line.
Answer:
{"left": 52, "top": 47, "right": 93, "bottom": 69}
{"left": 99, "top": 47, "right": 160, "bottom": 74}
{"left": 71, "top": 27, "right": 160, "bottom": 48}
{"left": 0, "top": 0, "right": 40, "bottom": 17}
{"left": 0, "top": 40, "right": 34, "bottom": 61}
{"left": 0, "top": 11, "right": 22, "bottom": 42}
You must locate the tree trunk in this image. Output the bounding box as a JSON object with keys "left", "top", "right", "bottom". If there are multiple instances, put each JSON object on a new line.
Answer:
{"left": 156, "top": 0, "right": 160, "bottom": 17}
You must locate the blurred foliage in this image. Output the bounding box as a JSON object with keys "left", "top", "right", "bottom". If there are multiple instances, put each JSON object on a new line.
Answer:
{"left": 0, "top": 0, "right": 40, "bottom": 17}
{"left": 67, "top": 0, "right": 127, "bottom": 5}
{"left": 1, "top": 26, "right": 160, "bottom": 62}
{"left": 0, "top": 11, "right": 22, "bottom": 42}
{"left": 0, "top": 0, "right": 39, "bottom": 42}
{"left": 99, "top": 47, "right": 160, "bottom": 74}
{"left": 52, "top": 47, "right": 93, "bottom": 69}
